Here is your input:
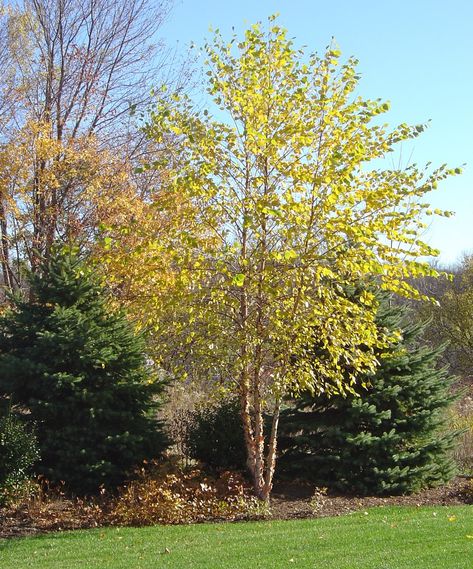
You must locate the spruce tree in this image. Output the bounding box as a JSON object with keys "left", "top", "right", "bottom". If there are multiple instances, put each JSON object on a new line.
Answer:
{"left": 0, "top": 248, "right": 168, "bottom": 493}
{"left": 278, "top": 295, "right": 458, "bottom": 495}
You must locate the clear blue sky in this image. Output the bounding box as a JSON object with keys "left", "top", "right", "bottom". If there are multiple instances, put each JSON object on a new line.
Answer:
{"left": 159, "top": 0, "right": 472, "bottom": 265}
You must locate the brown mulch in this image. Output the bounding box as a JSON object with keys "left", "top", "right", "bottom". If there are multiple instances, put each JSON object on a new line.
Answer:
{"left": 1, "top": 477, "right": 472, "bottom": 540}
{"left": 269, "top": 476, "right": 473, "bottom": 520}
{"left": 0, "top": 496, "right": 108, "bottom": 540}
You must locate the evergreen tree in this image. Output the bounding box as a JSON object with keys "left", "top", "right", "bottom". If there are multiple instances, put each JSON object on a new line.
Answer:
{"left": 278, "top": 295, "right": 458, "bottom": 495}
{"left": 0, "top": 248, "right": 168, "bottom": 493}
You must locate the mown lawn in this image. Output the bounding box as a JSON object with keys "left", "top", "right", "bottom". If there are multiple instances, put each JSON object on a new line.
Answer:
{"left": 0, "top": 506, "right": 472, "bottom": 569}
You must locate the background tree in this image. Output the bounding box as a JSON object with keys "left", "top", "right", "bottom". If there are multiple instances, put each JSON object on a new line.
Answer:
{"left": 141, "top": 17, "right": 457, "bottom": 500}
{"left": 0, "top": 119, "right": 132, "bottom": 293}
{"left": 0, "top": 0, "right": 183, "bottom": 290}
{"left": 415, "top": 256, "right": 473, "bottom": 378}
{"left": 0, "top": 3, "right": 20, "bottom": 132}
{"left": 412, "top": 257, "right": 473, "bottom": 474}
{"left": 278, "top": 294, "right": 458, "bottom": 495}
{"left": 0, "top": 248, "right": 168, "bottom": 493}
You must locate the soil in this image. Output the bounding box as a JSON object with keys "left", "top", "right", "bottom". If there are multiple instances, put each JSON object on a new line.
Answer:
{"left": 1, "top": 476, "right": 472, "bottom": 540}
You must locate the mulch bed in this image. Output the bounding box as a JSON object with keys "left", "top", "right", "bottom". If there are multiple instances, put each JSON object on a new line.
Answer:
{"left": 1, "top": 477, "right": 472, "bottom": 540}
{"left": 0, "top": 497, "right": 106, "bottom": 540}
{"left": 270, "top": 476, "right": 473, "bottom": 520}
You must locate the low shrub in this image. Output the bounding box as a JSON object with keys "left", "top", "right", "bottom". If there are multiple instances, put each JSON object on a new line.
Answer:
{"left": 186, "top": 399, "right": 247, "bottom": 471}
{"left": 310, "top": 487, "right": 329, "bottom": 515}
{"left": 110, "top": 464, "right": 266, "bottom": 526}
{"left": 460, "top": 478, "right": 473, "bottom": 504}
{"left": 0, "top": 411, "right": 39, "bottom": 505}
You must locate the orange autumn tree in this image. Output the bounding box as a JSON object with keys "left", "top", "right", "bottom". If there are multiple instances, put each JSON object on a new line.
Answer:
{"left": 0, "top": 120, "right": 135, "bottom": 292}
{"left": 139, "top": 18, "right": 457, "bottom": 500}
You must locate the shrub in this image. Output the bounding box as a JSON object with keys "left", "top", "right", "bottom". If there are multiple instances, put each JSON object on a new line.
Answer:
{"left": 460, "top": 478, "right": 473, "bottom": 504}
{"left": 186, "top": 399, "right": 247, "bottom": 471}
{"left": 0, "top": 248, "right": 168, "bottom": 493}
{"left": 110, "top": 464, "right": 266, "bottom": 525}
{"left": 160, "top": 382, "right": 207, "bottom": 464}
{"left": 449, "top": 406, "right": 473, "bottom": 474}
{"left": 0, "top": 410, "right": 39, "bottom": 505}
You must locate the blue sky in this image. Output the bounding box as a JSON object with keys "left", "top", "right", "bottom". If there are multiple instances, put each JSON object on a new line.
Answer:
{"left": 159, "top": 0, "right": 472, "bottom": 265}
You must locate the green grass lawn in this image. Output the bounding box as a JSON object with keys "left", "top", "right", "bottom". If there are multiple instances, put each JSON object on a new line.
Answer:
{"left": 1, "top": 506, "right": 472, "bottom": 569}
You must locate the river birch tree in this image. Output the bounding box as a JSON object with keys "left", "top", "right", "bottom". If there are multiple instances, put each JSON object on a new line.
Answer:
{"left": 142, "top": 17, "right": 458, "bottom": 500}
